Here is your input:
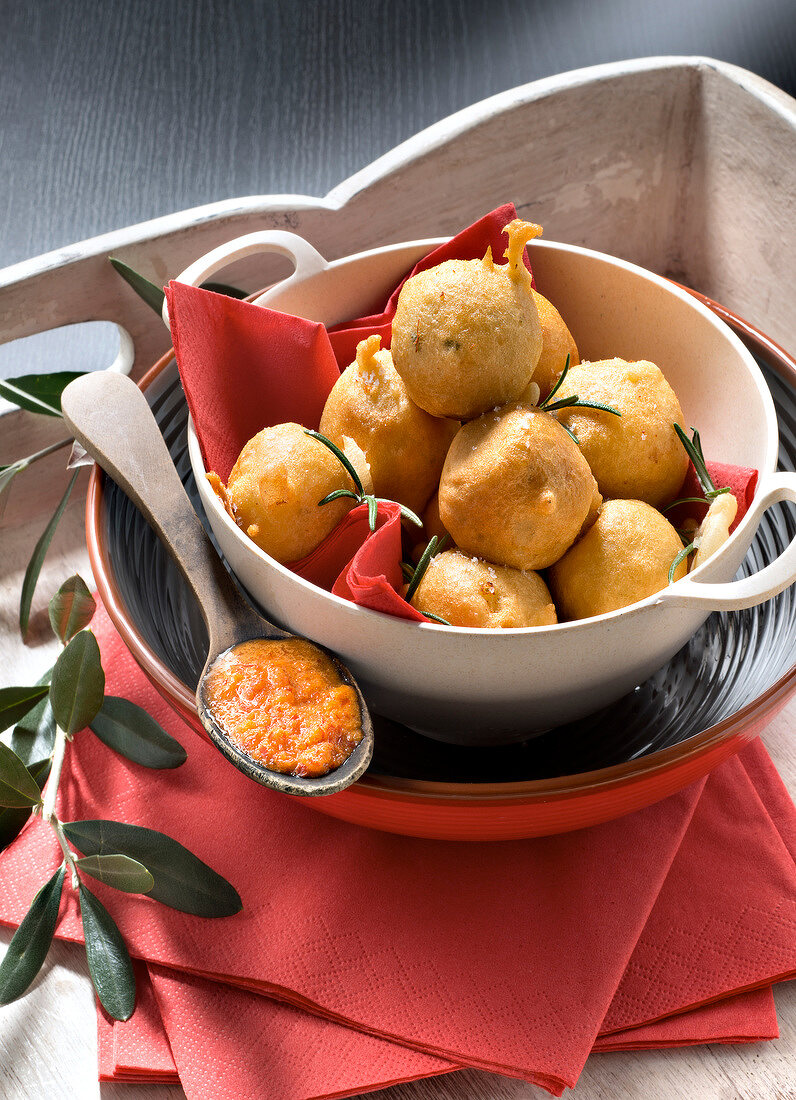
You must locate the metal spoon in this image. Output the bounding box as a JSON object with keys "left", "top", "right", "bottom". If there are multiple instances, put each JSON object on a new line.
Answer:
{"left": 61, "top": 371, "right": 374, "bottom": 796}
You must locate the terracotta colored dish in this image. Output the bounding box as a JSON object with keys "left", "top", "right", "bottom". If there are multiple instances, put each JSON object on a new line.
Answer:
{"left": 86, "top": 296, "right": 796, "bottom": 841}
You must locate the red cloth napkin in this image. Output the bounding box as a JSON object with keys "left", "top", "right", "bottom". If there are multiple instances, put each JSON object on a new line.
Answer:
{"left": 2, "top": 606, "right": 795, "bottom": 1097}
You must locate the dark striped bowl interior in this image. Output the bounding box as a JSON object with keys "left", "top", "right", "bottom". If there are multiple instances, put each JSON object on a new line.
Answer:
{"left": 100, "top": 354, "right": 796, "bottom": 786}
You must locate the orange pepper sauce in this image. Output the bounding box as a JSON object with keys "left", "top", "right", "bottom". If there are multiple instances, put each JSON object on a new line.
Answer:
{"left": 204, "top": 639, "right": 363, "bottom": 778}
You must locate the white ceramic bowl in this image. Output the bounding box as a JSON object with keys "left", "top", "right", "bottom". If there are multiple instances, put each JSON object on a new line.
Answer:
{"left": 169, "top": 230, "right": 796, "bottom": 745}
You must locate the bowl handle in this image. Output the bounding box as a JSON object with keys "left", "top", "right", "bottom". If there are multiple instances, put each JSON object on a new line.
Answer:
{"left": 656, "top": 471, "right": 796, "bottom": 610}
{"left": 163, "top": 230, "right": 329, "bottom": 329}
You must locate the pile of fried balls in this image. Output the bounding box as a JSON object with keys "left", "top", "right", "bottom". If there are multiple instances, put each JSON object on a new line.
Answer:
{"left": 212, "top": 219, "right": 736, "bottom": 629}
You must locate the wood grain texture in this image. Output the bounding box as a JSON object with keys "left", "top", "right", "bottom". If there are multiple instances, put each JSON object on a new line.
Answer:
{"left": 1, "top": 1, "right": 795, "bottom": 1096}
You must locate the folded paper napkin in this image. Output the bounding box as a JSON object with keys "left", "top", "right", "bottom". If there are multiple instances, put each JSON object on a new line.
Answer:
{"left": 166, "top": 204, "right": 758, "bottom": 627}
{"left": 97, "top": 968, "right": 778, "bottom": 1092}
{"left": 1, "top": 606, "right": 794, "bottom": 1097}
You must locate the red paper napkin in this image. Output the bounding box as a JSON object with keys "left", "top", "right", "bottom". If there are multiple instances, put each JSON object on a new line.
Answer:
{"left": 670, "top": 461, "right": 758, "bottom": 534}
{"left": 2, "top": 606, "right": 795, "bottom": 1097}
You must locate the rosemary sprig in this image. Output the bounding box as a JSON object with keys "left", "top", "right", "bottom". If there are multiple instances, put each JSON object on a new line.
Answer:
{"left": 422, "top": 611, "right": 451, "bottom": 625}
{"left": 304, "top": 429, "right": 363, "bottom": 494}
{"left": 663, "top": 496, "right": 716, "bottom": 513}
{"left": 539, "top": 355, "right": 620, "bottom": 419}
{"left": 673, "top": 424, "right": 731, "bottom": 501}
{"left": 669, "top": 541, "right": 696, "bottom": 584}
{"left": 405, "top": 536, "right": 443, "bottom": 602}
{"left": 305, "top": 429, "right": 423, "bottom": 532}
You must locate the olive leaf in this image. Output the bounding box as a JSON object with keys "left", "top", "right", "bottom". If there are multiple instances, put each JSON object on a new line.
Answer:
{"left": 0, "top": 372, "right": 84, "bottom": 417}
{"left": 20, "top": 470, "right": 80, "bottom": 637}
{"left": 0, "top": 742, "right": 44, "bottom": 808}
{"left": 75, "top": 854, "right": 154, "bottom": 894}
{"left": 0, "top": 866, "right": 65, "bottom": 1005}
{"left": 0, "top": 759, "right": 51, "bottom": 854}
{"left": 78, "top": 883, "right": 136, "bottom": 1021}
{"left": 49, "top": 630, "right": 106, "bottom": 736}
{"left": 0, "top": 684, "right": 50, "bottom": 733}
{"left": 48, "top": 575, "right": 96, "bottom": 645}
{"left": 10, "top": 669, "right": 56, "bottom": 765}
{"left": 89, "top": 696, "right": 187, "bottom": 769}
{"left": 63, "top": 820, "right": 242, "bottom": 917}
{"left": 109, "top": 257, "right": 165, "bottom": 316}
{"left": 0, "top": 440, "right": 73, "bottom": 523}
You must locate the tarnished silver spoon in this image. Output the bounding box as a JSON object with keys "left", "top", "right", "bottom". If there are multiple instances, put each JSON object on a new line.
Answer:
{"left": 61, "top": 371, "right": 374, "bottom": 796}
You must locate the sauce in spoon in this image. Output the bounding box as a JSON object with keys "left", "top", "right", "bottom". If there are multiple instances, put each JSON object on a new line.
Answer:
{"left": 203, "top": 639, "right": 363, "bottom": 778}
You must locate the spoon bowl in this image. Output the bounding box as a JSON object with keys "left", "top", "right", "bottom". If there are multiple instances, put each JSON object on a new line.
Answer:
{"left": 61, "top": 371, "right": 374, "bottom": 796}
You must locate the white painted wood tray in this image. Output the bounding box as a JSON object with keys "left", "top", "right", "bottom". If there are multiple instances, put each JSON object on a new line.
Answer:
{"left": 2, "top": 56, "right": 795, "bottom": 392}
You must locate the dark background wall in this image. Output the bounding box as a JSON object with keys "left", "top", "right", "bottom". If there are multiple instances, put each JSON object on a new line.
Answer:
{"left": 1, "top": 0, "right": 794, "bottom": 376}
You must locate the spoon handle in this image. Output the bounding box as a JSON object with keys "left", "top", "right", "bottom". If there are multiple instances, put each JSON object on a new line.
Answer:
{"left": 61, "top": 371, "right": 273, "bottom": 650}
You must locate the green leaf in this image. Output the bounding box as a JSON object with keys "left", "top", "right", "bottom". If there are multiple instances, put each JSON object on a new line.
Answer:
{"left": 20, "top": 470, "right": 80, "bottom": 636}
{"left": 674, "top": 424, "right": 716, "bottom": 496}
{"left": 318, "top": 488, "right": 359, "bottom": 507}
{"left": 379, "top": 499, "right": 423, "bottom": 528}
{"left": 0, "top": 462, "right": 24, "bottom": 515}
{"left": 48, "top": 575, "right": 96, "bottom": 644}
{"left": 63, "top": 820, "right": 242, "bottom": 917}
{"left": 0, "top": 866, "right": 64, "bottom": 1004}
{"left": 405, "top": 535, "right": 441, "bottom": 603}
{"left": 0, "top": 742, "right": 43, "bottom": 807}
{"left": 75, "top": 854, "right": 154, "bottom": 894}
{"left": 0, "top": 372, "right": 84, "bottom": 417}
{"left": 89, "top": 696, "right": 187, "bottom": 769}
{"left": 109, "top": 257, "right": 165, "bottom": 316}
{"left": 366, "top": 494, "right": 378, "bottom": 531}
{"left": 540, "top": 353, "right": 571, "bottom": 408}
{"left": 49, "top": 630, "right": 105, "bottom": 735}
{"left": 303, "top": 429, "right": 364, "bottom": 495}
{"left": 0, "top": 760, "right": 51, "bottom": 854}
{"left": 11, "top": 669, "right": 56, "bottom": 765}
{"left": 0, "top": 684, "right": 50, "bottom": 733}
{"left": 79, "top": 883, "right": 136, "bottom": 1020}
{"left": 200, "top": 281, "right": 248, "bottom": 299}
{"left": 669, "top": 541, "right": 696, "bottom": 584}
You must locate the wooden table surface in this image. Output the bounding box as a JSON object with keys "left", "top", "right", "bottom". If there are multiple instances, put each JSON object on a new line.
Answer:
{"left": 1, "top": 2, "right": 795, "bottom": 1097}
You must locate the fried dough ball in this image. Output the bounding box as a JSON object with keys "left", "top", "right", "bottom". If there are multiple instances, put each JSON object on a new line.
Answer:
{"left": 422, "top": 491, "right": 450, "bottom": 544}
{"left": 319, "top": 335, "right": 457, "bottom": 514}
{"left": 554, "top": 359, "right": 689, "bottom": 508}
{"left": 438, "top": 404, "right": 598, "bottom": 571}
{"left": 548, "top": 499, "right": 688, "bottom": 620}
{"left": 409, "top": 549, "right": 557, "bottom": 629}
{"left": 223, "top": 422, "right": 370, "bottom": 563}
{"left": 409, "top": 491, "right": 452, "bottom": 564}
{"left": 391, "top": 220, "right": 543, "bottom": 419}
{"left": 530, "top": 289, "right": 580, "bottom": 399}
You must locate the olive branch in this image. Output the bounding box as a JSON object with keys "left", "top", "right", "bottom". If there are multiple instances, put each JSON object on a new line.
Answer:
{"left": 0, "top": 576, "right": 241, "bottom": 1020}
